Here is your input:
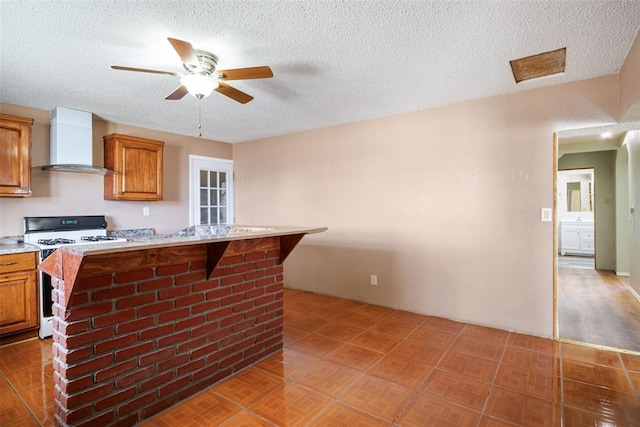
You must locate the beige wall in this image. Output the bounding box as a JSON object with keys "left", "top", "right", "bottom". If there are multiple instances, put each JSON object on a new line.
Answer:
{"left": 233, "top": 75, "right": 619, "bottom": 338}
{"left": 558, "top": 151, "right": 616, "bottom": 271}
{"left": 620, "top": 31, "right": 640, "bottom": 121}
{"left": 0, "top": 103, "right": 232, "bottom": 236}
{"left": 625, "top": 131, "right": 640, "bottom": 294}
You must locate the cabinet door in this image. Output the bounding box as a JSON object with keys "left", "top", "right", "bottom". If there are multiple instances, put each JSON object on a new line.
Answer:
{"left": 104, "top": 134, "right": 164, "bottom": 200}
{"left": 560, "top": 226, "right": 581, "bottom": 255}
{"left": 0, "top": 114, "right": 33, "bottom": 197}
{"left": 0, "top": 271, "right": 38, "bottom": 335}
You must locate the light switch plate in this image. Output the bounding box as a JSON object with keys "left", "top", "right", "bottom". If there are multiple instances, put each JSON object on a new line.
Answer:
{"left": 541, "top": 208, "right": 552, "bottom": 222}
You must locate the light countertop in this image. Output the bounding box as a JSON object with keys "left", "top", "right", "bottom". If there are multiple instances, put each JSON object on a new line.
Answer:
{"left": 60, "top": 225, "right": 327, "bottom": 256}
{"left": 0, "top": 237, "right": 39, "bottom": 255}
{"left": 1, "top": 225, "right": 327, "bottom": 257}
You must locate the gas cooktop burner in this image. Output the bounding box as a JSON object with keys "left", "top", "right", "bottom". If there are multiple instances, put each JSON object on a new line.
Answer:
{"left": 37, "top": 238, "right": 76, "bottom": 246}
{"left": 81, "top": 236, "right": 118, "bottom": 242}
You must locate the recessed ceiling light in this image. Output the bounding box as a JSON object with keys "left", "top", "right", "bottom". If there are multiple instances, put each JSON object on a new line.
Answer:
{"left": 509, "top": 47, "right": 566, "bottom": 83}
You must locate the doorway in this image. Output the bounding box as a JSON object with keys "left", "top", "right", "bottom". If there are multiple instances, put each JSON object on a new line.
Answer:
{"left": 189, "top": 155, "right": 234, "bottom": 226}
{"left": 557, "top": 168, "right": 595, "bottom": 269}
{"left": 554, "top": 131, "right": 640, "bottom": 353}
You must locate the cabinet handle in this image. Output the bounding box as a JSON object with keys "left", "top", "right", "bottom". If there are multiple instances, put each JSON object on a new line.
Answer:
{"left": 0, "top": 262, "right": 17, "bottom": 266}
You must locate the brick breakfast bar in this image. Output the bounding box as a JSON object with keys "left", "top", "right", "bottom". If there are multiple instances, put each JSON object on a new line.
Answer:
{"left": 38, "top": 226, "right": 326, "bottom": 427}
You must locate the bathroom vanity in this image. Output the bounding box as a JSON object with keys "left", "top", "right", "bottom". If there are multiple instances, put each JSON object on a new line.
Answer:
{"left": 559, "top": 220, "right": 594, "bottom": 256}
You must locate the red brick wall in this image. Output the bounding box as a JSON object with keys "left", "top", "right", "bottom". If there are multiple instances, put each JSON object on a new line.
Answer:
{"left": 51, "top": 240, "right": 284, "bottom": 426}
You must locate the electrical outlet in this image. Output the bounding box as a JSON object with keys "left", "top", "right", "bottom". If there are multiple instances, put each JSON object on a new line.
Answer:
{"left": 370, "top": 275, "right": 378, "bottom": 286}
{"left": 143, "top": 206, "right": 150, "bottom": 216}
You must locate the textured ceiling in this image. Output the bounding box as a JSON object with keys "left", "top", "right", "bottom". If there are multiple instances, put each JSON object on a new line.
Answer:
{"left": 1, "top": 1, "right": 639, "bottom": 143}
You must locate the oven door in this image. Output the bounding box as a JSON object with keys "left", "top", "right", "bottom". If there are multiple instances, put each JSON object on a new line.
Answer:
{"left": 39, "top": 248, "right": 56, "bottom": 338}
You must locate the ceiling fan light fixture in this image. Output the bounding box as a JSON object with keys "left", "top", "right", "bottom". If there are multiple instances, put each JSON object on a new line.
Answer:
{"left": 180, "top": 74, "right": 219, "bottom": 99}
{"left": 112, "top": 38, "right": 272, "bottom": 103}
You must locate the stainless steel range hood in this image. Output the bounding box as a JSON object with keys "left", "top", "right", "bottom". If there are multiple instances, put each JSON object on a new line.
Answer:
{"left": 34, "top": 107, "right": 111, "bottom": 175}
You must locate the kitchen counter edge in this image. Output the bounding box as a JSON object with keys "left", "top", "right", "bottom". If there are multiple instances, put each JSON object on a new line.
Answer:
{"left": 60, "top": 226, "right": 328, "bottom": 256}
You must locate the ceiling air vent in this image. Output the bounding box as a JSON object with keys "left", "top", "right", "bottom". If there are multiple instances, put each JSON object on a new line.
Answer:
{"left": 509, "top": 47, "right": 566, "bottom": 83}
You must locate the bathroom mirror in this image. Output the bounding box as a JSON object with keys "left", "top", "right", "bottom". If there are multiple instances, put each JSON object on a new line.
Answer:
{"left": 567, "top": 182, "right": 582, "bottom": 211}
{"left": 559, "top": 169, "right": 593, "bottom": 213}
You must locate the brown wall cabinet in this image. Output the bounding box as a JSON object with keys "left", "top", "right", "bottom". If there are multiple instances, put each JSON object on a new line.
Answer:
{"left": 0, "top": 252, "right": 38, "bottom": 336}
{"left": 104, "top": 133, "right": 164, "bottom": 201}
{"left": 0, "top": 113, "right": 34, "bottom": 197}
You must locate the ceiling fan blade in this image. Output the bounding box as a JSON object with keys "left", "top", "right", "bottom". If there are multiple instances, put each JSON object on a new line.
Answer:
{"left": 216, "top": 66, "right": 273, "bottom": 80}
{"left": 167, "top": 37, "right": 200, "bottom": 69}
{"left": 111, "top": 65, "right": 182, "bottom": 77}
{"left": 215, "top": 81, "right": 254, "bottom": 104}
{"left": 165, "top": 85, "right": 189, "bottom": 100}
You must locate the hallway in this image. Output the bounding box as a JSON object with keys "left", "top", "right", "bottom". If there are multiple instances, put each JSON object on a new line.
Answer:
{"left": 558, "top": 266, "right": 640, "bottom": 352}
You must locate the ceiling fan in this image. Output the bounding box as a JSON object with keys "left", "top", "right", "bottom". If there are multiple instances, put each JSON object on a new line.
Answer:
{"left": 111, "top": 38, "right": 273, "bottom": 104}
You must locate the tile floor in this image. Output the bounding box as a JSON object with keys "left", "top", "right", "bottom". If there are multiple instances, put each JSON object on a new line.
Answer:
{"left": 1, "top": 288, "right": 639, "bottom": 426}
{"left": 557, "top": 255, "right": 594, "bottom": 270}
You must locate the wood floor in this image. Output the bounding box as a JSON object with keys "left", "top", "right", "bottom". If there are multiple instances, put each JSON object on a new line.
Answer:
{"left": 558, "top": 266, "right": 640, "bottom": 352}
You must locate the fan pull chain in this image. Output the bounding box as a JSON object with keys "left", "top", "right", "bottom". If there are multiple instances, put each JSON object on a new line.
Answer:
{"left": 198, "top": 98, "right": 202, "bottom": 137}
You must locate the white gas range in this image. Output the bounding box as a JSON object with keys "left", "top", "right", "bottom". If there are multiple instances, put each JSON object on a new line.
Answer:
{"left": 23, "top": 215, "right": 127, "bottom": 338}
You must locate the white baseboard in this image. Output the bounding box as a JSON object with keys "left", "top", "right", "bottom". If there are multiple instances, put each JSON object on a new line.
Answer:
{"left": 625, "top": 284, "right": 640, "bottom": 304}
{"left": 616, "top": 271, "right": 630, "bottom": 277}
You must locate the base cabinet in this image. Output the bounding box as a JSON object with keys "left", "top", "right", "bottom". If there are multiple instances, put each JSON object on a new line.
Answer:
{"left": 0, "top": 113, "right": 34, "bottom": 197}
{"left": 0, "top": 252, "right": 38, "bottom": 336}
{"left": 103, "top": 133, "right": 164, "bottom": 201}
{"left": 559, "top": 222, "right": 594, "bottom": 256}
